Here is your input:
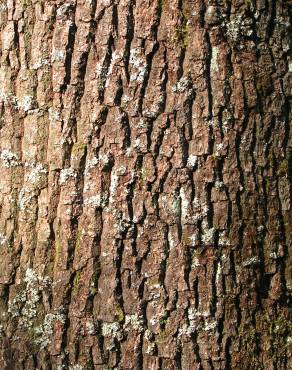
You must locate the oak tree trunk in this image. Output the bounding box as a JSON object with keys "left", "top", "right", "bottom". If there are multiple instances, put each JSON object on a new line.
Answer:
{"left": 0, "top": 0, "right": 291, "bottom": 369}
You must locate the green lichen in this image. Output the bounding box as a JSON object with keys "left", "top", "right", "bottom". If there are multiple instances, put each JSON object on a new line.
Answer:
{"left": 276, "top": 160, "right": 288, "bottom": 177}
{"left": 75, "top": 229, "right": 82, "bottom": 252}
{"left": 90, "top": 261, "right": 101, "bottom": 296}
{"left": 72, "top": 271, "right": 81, "bottom": 296}
{"left": 54, "top": 239, "right": 61, "bottom": 263}
{"left": 173, "top": 23, "right": 189, "bottom": 49}
{"left": 269, "top": 314, "right": 292, "bottom": 338}
{"left": 172, "top": 2, "right": 190, "bottom": 49}
{"left": 157, "top": 0, "right": 163, "bottom": 12}
{"left": 244, "top": 0, "right": 254, "bottom": 9}
{"left": 54, "top": 224, "right": 62, "bottom": 265}
{"left": 141, "top": 167, "right": 148, "bottom": 182}
{"left": 238, "top": 325, "right": 260, "bottom": 357}
{"left": 157, "top": 324, "right": 171, "bottom": 343}
{"left": 115, "top": 303, "right": 125, "bottom": 323}
{"left": 72, "top": 142, "right": 86, "bottom": 155}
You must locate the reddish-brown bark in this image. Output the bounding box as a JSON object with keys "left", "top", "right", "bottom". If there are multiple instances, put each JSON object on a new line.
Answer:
{"left": 0, "top": 0, "right": 291, "bottom": 369}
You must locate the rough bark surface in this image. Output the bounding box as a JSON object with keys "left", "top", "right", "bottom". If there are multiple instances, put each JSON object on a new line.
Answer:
{"left": 0, "top": 0, "right": 291, "bottom": 369}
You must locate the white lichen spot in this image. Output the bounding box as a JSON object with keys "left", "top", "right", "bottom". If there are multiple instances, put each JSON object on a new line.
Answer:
{"left": 216, "top": 262, "right": 222, "bottom": 285}
{"left": 133, "top": 138, "right": 141, "bottom": 149}
{"left": 187, "top": 154, "right": 197, "bottom": 168}
{"left": 59, "top": 168, "right": 77, "bottom": 185}
{"left": 34, "top": 311, "right": 65, "bottom": 349}
{"left": 226, "top": 15, "right": 253, "bottom": 42}
{"left": 0, "top": 149, "right": 20, "bottom": 168}
{"left": 102, "top": 322, "right": 121, "bottom": 337}
{"left": 117, "top": 166, "right": 127, "bottom": 175}
{"left": 211, "top": 46, "right": 219, "bottom": 72}
{"left": 178, "top": 322, "right": 196, "bottom": 337}
{"left": 18, "top": 188, "right": 34, "bottom": 212}
{"left": 137, "top": 118, "right": 147, "bottom": 129}
{"left": 25, "top": 163, "right": 47, "bottom": 184}
{"left": 69, "top": 366, "right": 83, "bottom": 370}
{"left": 108, "top": 170, "right": 119, "bottom": 204}
{"left": 85, "top": 321, "right": 96, "bottom": 335}
{"left": 204, "top": 320, "right": 217, "bottom": 331}
{"left": 32, "top": 59, "right": 50, "bottom": 70}
{"left": 172, "top": 76, "right": 190, "bottom": 93}
{"left": 122, "top": 94, "right": 131, "bottom": 104}
{"left": 0, "top": 233, "right": 8, "bottom": 246}
{"left": 124, "top": 314, "right": 144, "bottom": 333}
{"left": 215, "top": 180, "right": 224, "bottom": 189}
{"left": 192, "top": 197, "right": 209, "bottom": 222}
{"left": 129, "top": 48, "right": 146, "bottom": 83}
{"left": 192, "top": 256, "right": 200, "bottom": 268}
{"left": 269, "top": 252, "right": 278, "bottom": 260}
{"left": 51, "top": 48, "right": 66, "bottom": 63}
{"left": 201, "top": 223, "right": 216, "bottom": 245}
{"left": 149, "top": 317, "right": 160, "bottom": 327}
{"left": 84, "top": 194, "right": 107, "bottom": 208}
{"left": 105, "top": 51, "right": 120, "bottom": 87}
{"left": 85, "top": 157, "right": 98, "bottom": 172}
{"left": 99, "top": 154, "right": 110, "bottom": 166}
{"left": 145, "top": 341, "right": 156, "bottom": 355}
{"left": 48, "top": 107, "right": 61, "bottom": 123}
{"left": 179, "top": 187, "right": 189, "bottom": 223}
{"left": 168, "top": 231, "right": 176, "bottom": 250}
{"left": 24, "top": 268, "right": 39, "bottom": 286}
{"left": 215, "top": 143, "right": 224, "bottom": 156}
{"left": 218, "top": 231, "right": 230, "bottom": 246}
{"left": 0, "top": 92, "right": 17, "bottom": 106}
{"left": 8, "top": 268, "right": 52, "bottom": 329}
{"left": 242, "top": 256, "right": 261, "bottom": 267}
{"left": 18, "top": 95, "right": 34, "bottom": 112}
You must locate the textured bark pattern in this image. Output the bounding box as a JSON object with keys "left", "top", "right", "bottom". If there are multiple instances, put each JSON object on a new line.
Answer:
{"left": 0, "top": 0, "right": 291, "bottom": 369}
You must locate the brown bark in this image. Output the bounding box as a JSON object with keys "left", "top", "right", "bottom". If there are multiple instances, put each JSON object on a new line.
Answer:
{"left": 0, "top": 0, "right": 291, "bottom": 369}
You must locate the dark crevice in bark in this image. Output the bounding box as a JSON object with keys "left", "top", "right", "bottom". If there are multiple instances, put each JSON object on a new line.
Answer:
{"left": 266, "top": 0, "right": 277, "bottom": 40}
{"left": 60, "top": 22, "right": 77, "bottom": 94}
{"left": 204, "top": 31, "right": 213, "bottom": 120}
{"left": 138, "top": 42, "right": 160, "bottom": 115}
{"left": 112, "top": 3, "right": 119, "bottom": 37}
{"left": 98, "top": 34, "right": 115, "bottom": 103}
{"left": 224, "top": 336, "right": 232, "bottom": 370}
{"left": 123, "top": 0, "right": 136, "bottom": 82}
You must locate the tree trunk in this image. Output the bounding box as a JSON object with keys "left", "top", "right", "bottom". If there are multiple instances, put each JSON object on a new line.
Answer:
{"left": 0, "top": 0, "right": 291, "bottom": 369}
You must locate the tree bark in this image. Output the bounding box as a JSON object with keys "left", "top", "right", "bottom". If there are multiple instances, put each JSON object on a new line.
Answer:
{"left": 0, "top": 0, "right": 291, "bottom": 369}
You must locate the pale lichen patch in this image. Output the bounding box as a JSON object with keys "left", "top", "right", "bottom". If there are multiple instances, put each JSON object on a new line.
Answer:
{"left": 25, "top": 163, "right": 47, "bottom": 185}
{"left": 124, "top": 314, "right": 144, "bottom": 333}
{"left": 0, "top": 149, "right": 20, "bottom": 168}
{"left": 101, "top": 321, "right": 122, "bottom": 339}
{"left": 187, "top": 154, "right": 197, "bottom": 168}
{"left": 211, "top": 46, "right": 219, "bottom": 72}
{"left": 51, "top": 48, "right": 66, "bottom": 63}
{"left": 59, "top": 168, "right": 77, "bottom": 185}
{"left": 201, "top": 222, "right": 216, "bottom": 245}
{"left": 172, "top": 76, "right": 191, "bottom": 93}
{"left": 242, "top": 256, "right": 261, "bottom": 267}
{"left": 129, "top": 48, "right": 146, "bottom": 83}
{"left": 18, "top": 95, "right": 34, "bottom": 112}
{"left": 34, "top": 311, "right": 65, "bottom": 349}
